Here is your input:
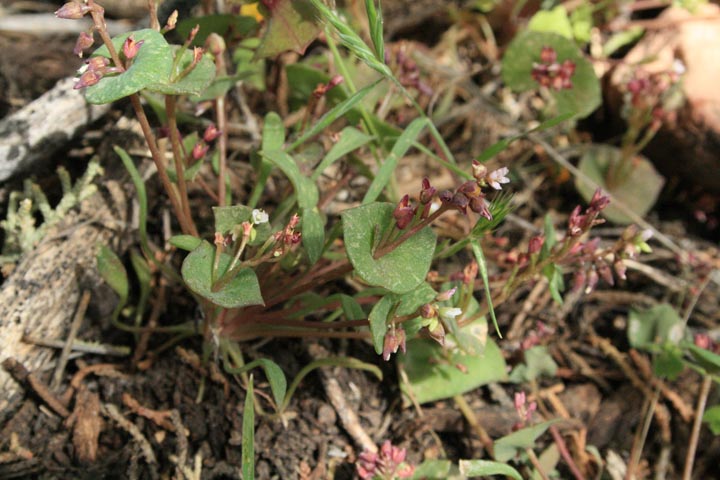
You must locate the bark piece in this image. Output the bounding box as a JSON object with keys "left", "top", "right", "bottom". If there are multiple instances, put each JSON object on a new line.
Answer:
{"left": 0, "top": 77, "right": 110, "bottom": 181}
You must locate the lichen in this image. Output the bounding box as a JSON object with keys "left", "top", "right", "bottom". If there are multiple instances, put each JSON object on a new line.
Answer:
{"left": 1, "top": 160, "right": 104, "bottom": 262}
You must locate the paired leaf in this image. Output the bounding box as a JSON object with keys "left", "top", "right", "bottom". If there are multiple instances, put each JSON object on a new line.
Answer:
{"left": 627, "top": 303, "right": 684, "bottom": 348}
{"left": 509, "top": 345, "right": 558, "bottom": 383}
{"left": 181, "top": 240, "right": 264, "bottom": 308}
{"left": 343, "top": 203, "right": 437, "bottom": 294}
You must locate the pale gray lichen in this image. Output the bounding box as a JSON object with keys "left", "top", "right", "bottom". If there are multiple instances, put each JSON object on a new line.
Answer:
{"left": 1, "top": 160, "right": 104, "bottom": 262}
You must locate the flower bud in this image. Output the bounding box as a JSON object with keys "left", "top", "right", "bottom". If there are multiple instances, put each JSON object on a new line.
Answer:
{"left": 73, "top": 31, "right": 94, "bottom": 57}
{"left": 458, "top": 180, "right": 481, "bottom": 197}
{"left": 165, "top": 10, "right": 178, "bottom": 31}
{"left": 419, "top": 177, "right": 436, "bottom": 204}
{"left": 528, "top": 236, "right": 544, "bottom": 255}
{"left": 539, "top": 46, "right": 557, "bottom": 64}
{"left": 469, "top": 196, "right": 492, "bottom": 220}
{"left": 420, "top": 303, "right": 436, "bottom": 319}
{"left": 192, "top": 142, "right": 209, "bottom": 160}
{"left": 205, "top": 33, "right": 226, "bottom": 56}
{"left": 203, "top": 124, "right": 222, "bottom": 142}
{"left": 471, "top": 160, "right": 487, "bottom": 182}
{"left": 435, "top": 287, "right": 457, "bottom": 302}
{"left": 122, "top": 35, "right": 144, "bottom": 60}
{"left": 74, "top": 69, "right": 102, "bottom": 89}
{"left": 55, "top": 2, "right": 90, "bottom": 19}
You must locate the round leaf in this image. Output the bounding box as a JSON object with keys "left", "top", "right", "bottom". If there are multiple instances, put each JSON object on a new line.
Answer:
{"left": 181, "top": 240, "right": 264, "bottom": 308}
{"left": 576, "top": 144, "right": 664, "bottom": 224}
{"left": 85, "top": 29, "right": 173, "bottom": 104}
{"left": 502, "top": 30, "right": 601, "bottom": 118}
{"left": 342, "top": 203, "right": 437, "bottom": 294}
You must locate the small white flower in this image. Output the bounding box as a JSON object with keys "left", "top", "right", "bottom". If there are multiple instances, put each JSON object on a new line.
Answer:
{"left": 438, "top": 307, "right": 462, "bottom": 322}
{"left": 251, "top": 209, "right": 268, "bottom": 224}
{"left": 672, "top": 59, "right": 686, "bottom": 76}
{"left": 487, "top": 167, "right": 510, "bottom": 190}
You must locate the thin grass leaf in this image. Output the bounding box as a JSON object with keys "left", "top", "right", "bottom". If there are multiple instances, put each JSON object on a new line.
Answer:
{"left": 365, "top": 0, "right": 385, "bottom": 62}
{"left": 114, "top": 146, "right": 150, "bottom": 257}
{"left": 242, "top": 375, "right": 255, "bottom": 480}
{"left": 280, "top": 357, "right": 382, "bottom": 412}
{"left": 307, "top": 0, "right": 393, "bottom": 78}
{"left": 471, "top": 240, "right": 501, "bottom": 338}
{"left": 287, "top": 80, "right": 381, "bottom": 152}
{"left": 363, "top": 117, "right": 427, "bottom": 203}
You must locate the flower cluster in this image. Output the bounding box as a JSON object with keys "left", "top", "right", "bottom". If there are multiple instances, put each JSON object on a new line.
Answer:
{"left": 569, "top": 223, "right": 653, "bottom": 294}
{"left": 438, "top": 162, "right": 510, "bottom": 220}
{"left": 531, "top": 46, "right": 576, "bottom": 91}
{"left": 272, "top": 213, "right": 302, "bottom": 255}
{"left": 624, "top": 64, "right": 683, "bottom": 130}
{"left": 391, "top": 178, "right": 436, "bottom": 230}
{"left": 391, "top": 47, "right": 433, "bottom": 97}
{"left": 357, "top": 441, "right": 415, "bottom": 480}
{"left": 566, "top": 188, "right": 610, "bottom": 238}
{"left": 513, "top": 391, "right": 537, "bottom": 429}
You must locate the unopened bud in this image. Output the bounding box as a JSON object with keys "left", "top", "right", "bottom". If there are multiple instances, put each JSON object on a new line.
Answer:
{"left": 73, "top": 31, "right": 94, "bottom": 57}
{"left": 528, "top": 236, "right": 544, "bottom": 255}
{"left": 205, "top": 33, "right": 226, "bottom": 56}
{"left": 189, "top": 24, "right": 200, "bottom": 43}
{"left": 539, "top": 46, "right": 557, "bottom": 64}
{"left": 435, "top": 287, "right": 457, "bottom": 302}
{"left": 55, "top": 1, "right": 90, "bottom": 19}
{"left": 192, "top": 142, "right": 209, "bottom": 160}
{"left": 420, "top": 303, "right": 436, "bottom": 319}
{"left": 327, "top": 74, "right": 344, "bottom": 89}
{"left": 203, "top": 124, "right": 222, "bottom": 142}
{"left": 471, "top": 160, "right": 487, "bottom": 182}
{"left": 165, "top": 10, "right": 178, "bottom": 31}
{"left": 74, "top": 69, "right": 102, "bottom": 89}
{"left": 419, "top": 177, "right": 436, "bottom": 204}
{"left": 122, "top": 35, "right": 144, "bottom": 60}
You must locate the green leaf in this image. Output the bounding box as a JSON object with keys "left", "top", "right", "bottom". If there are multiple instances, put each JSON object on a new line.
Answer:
{"left": 242, "top": 375, "right": 255, "bottom": 480}
{"left": 471, "top": 240, "right": 501, "bottom": 337}
{"left": 255, "top": 0, "right": 322, "bottom": 58}
{"left": 570, "top": 4, "right": 593, "bottom": 44}
{"left": 86, "top": 29, "right": 173, "bottom": 104}
{"left": 342, "top": 203, "right": 437, "bottom": 294}
{"left": 459, "top": 459, "right": 523, "bottom": 480}
{"left": 687, "top": 344, "right": 720, "bottom": 375}
{"left": 262, "top": 111, "right": 286, "bottom": 151}
{"left": 261, "top": 150, "right": 319, "bottom": 210}
{"left": 652, "top": 346, "right": 684, "bottom": 380}
{"left": 340, "top": 294, "right": 366, "bottom": 321}
{"left": 301, "top": 207, "right": 325, "bottom": 264}
{"left": 576, "top": 144, "right": 664, "bottom": 224}
{"left": 365, "top": 0, "right": 385, "bottom": 61}
{"left": 502, "top": 31, "right": 601, "bottom": 118}
{"left": 226, "top": 358, "right": 287, "bottom": 410}
{"left": 169, "top": 234, "right": 202, "bottom": 251}
{"left": 627, "top": 304, "right": 684, "bottom": 348}
{"left": 181, "top": 240, "right": 264, "bottom": 308}
{"left": 129, "top": 249, "right": 151, "bottom": 327}
{"left": 399, "top": 338, "right": 507, "bottom": 404}
{"left": 363, "top": 117, "right": 427, "bottom": 204}
{"left": 528, "top": 6, "right": 573, "bottom": 39}
{"left": 509, "top": 346, "right": 558, "bottom": 383}
{"left": 702, "top": 404, "right": 720, "bottom": 435}
{"left": 97, "top": 245, "right": 128, "bottom": 303}
{"left": 311, "top": 126, "right": 373, "bottom": 181}
{"left": 603, "top": 26, "right": 644, "bottom": 57}
{"left": 543, "top": 263, "right": 564, "bottom": 304}
{"left": 494, "top": 419, "right": 562, "bottom": 463}
{"left": 147, "top": 47, "right": 215, "bottom": 96}
{"left": 176, "top": 14, "right": 259, "bottom": 46}
{"left": 368, "top": 283, "right": 437, "bottom": 354}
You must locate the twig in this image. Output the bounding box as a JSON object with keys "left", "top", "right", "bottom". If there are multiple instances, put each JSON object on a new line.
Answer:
{"left": 627, "top": 387, "right": 660, "bottom": 480}
{"left": 103, "top": 403, "right": 157, "bottom": 464}
{"left": 51, "top": 290, "right": 91, "bottom": 390}
{"left": 682, "top": 375, "right": 712, "bottom": 480}
{"left": 453, "top": 394, "right": 494, "bottom": 456}
{"left": 1, "top": 358, "right": 70, "bottom": 418}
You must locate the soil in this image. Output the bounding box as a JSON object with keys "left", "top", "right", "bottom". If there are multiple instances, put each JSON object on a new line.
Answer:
{"left": 1, "top": 1, "right": 720, "bottom": 480}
